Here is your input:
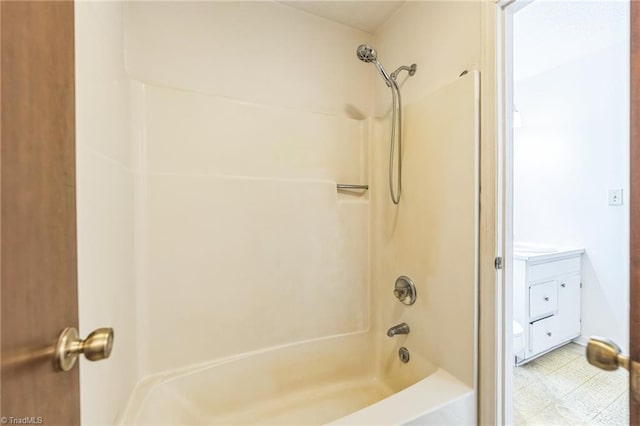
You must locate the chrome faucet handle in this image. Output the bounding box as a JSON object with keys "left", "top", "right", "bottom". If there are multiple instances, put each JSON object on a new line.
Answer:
{"left": 393, "top": 288, "right": 408, "bottom": 299}
{"left": 393, "top": 276, "right": 416, "bottom": 305}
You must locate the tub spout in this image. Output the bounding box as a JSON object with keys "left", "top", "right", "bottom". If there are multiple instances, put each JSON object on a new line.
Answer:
{"left": 387, "top": 323, "right": 410, "bottom": 337}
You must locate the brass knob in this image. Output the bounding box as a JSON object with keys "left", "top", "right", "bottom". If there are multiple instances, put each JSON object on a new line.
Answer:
{"left": 587, "top": 337, "right": 640, "bottom": 403}
{"left": 55, "top": 327, "right": 114, "bottom": 371}
{"left": 586, "top": 336, "right": 628, "bottom": 371}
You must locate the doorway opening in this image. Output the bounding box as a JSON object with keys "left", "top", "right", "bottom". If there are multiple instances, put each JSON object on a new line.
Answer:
{"left": 505, "top": 1, "right": 631, "bottom": 424}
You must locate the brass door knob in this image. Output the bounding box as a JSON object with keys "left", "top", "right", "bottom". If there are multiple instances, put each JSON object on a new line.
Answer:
{"left": 55, "top": 327, "right": 114, "bottom": 371}
{"left": 586, "top": 336, "right": 628, "bottom": 371}
{"left": 587, "top": 336, "right": 640, "bottom": 403}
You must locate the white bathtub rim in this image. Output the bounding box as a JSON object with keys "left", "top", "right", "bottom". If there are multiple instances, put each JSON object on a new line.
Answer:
{"left": 328, "top": 368, "right": 473, "bottom": 426}
{"left": 120, "top": 367, "right": 471, "bottom": 426}
{"left": 117, "top": 329, "right": 372, "bottom": 425}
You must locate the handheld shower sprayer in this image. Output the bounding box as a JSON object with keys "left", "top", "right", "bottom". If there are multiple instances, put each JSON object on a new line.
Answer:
{"left": 355, "top": 44, "right": 377, "bottom": 62}
{"left": 356, "top": 44, "right": 417, "bottom": 205}
{"left": 356, "top": 44, "right": 393, "bottom": 87}
{"left": 356, "top": 44, "right": 416, "bottom": 87}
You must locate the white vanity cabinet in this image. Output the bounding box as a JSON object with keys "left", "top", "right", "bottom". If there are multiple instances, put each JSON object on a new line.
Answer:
{"left": 513, "top": 248, "right": 584, "bottom": 365}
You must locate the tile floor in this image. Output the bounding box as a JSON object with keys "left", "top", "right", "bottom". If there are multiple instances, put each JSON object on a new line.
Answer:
{"left": 513, "top": 343, "right": 629, "bottom": 425}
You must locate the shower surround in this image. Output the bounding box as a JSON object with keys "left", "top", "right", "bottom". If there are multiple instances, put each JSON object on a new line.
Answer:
{"left": 75, "top": 1, "right": 482, "bottom": 424}
{"left": 121, "top": 70, "right": 480, "bottom": 424}
{"left": 126, "top": 0, "right": 372, "bottom": 377}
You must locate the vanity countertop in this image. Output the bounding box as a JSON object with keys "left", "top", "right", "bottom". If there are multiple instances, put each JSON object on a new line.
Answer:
{"left": 513, "top": 245, "right": 585, "bottom": 262}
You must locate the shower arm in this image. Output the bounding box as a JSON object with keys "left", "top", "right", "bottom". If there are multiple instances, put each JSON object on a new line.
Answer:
{"left": 390, "top": 64, "right": 417, "bottom": 81}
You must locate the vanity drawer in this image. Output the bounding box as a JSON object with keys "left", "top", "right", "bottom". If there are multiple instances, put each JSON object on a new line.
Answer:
{"left": 528, "top": 257, "right": 581, "bottom": 282}
{"left": 529, "top": 280, "right": 558, "bottom": 319}
{"left": 530, "top": 315, "right": 558, "bottom": 354}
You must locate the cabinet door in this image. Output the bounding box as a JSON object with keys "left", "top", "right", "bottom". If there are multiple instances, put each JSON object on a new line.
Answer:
{"left": 556, "top": 274, "right": 581, "bottom": 342}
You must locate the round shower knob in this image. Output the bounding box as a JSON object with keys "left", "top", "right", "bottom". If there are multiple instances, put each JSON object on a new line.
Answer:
{"left": 394, "top": 276, "right": 417, "bottom": 305}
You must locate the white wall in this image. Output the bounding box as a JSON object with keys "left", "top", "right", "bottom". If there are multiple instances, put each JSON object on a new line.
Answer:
{"left": 513, "top": 1, "right": 630, "bottom": 351}
{"left": 124, "top": 1, "right": 373, "bottom": 376}
{"left": 75, "top": 2, "right": 137, "bottom": 424}
{"left": 371, "top": 1, "right": 482, "bottom": 388}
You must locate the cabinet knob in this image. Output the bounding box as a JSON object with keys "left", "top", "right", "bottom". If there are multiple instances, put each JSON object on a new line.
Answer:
{"left": 547, "top": 332, "right": 552, "bottom": 337}
{"left": 561, "top": 282, "right": 566, "bottom": 288}
{"left": 544, "top": 296, "right": 550, "bottom": 302}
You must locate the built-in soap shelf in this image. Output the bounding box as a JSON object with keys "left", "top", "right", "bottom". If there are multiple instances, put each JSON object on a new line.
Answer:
{"left": 336, "top": 184, "right": 369, "bottom": 191}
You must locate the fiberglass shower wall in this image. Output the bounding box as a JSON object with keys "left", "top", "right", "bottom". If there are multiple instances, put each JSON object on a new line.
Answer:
{"left": 369, "top": 1, "right": 482, "bottom": 389}
{"left": 124, "top": 1, "right": 373, "bottom": 376}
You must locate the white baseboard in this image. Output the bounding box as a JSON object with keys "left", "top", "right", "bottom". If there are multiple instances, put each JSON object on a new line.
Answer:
{"left": 572, "top": 336, "right": 588, "bottom": 347}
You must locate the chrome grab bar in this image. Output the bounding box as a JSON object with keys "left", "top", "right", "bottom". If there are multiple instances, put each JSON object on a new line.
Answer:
{"left": 336, "top": 184, "right": 369, "bottom": 191}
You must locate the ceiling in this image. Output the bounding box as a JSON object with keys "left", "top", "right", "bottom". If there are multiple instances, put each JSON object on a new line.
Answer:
{"left": 279, "top": 1, "right": 406, "bottom": 34}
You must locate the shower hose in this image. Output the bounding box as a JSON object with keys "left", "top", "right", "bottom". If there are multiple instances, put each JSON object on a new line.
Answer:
{"left": 388, "top": 79, "right": 402, "bottom": 205}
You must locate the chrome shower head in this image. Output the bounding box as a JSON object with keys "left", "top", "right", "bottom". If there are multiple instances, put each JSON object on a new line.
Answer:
{"left": 356, "top": 44, "right": 392, "bottom": 86}
{"left": 356, "top": 44, "right": 377, "bottom": 63}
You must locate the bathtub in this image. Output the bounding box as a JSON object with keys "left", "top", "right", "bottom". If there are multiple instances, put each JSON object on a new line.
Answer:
{"left": 119, "top": 332, "right": 474, "bottom": 425}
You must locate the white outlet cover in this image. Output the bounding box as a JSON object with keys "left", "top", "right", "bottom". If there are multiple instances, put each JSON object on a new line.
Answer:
{"left": 608, "top": 189, "right": 623, "bottom": 206}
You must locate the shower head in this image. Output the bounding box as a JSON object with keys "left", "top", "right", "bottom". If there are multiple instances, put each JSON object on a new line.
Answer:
{"left": 356, "top": 44, "right": 392, "bottom": 87}
{"left": 356, "top": 44, "right": 377, "bottom": 63}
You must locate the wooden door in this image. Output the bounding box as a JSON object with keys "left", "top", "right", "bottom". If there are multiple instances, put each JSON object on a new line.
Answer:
{"left": 631, "top": 0, "right": 640, "bottom": 423}
{"left": 0, "top": 1, "right": 80, "bottom": 425}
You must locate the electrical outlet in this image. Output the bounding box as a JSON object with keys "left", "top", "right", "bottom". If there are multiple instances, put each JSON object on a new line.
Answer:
{"left": 608, "top": 189, "right": 623, "bottom": 206}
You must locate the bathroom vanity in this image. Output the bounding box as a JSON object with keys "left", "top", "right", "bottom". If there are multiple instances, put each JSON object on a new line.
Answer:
{"left": 513, "top": 245, "right": 585, "bottom": 365}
